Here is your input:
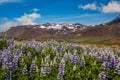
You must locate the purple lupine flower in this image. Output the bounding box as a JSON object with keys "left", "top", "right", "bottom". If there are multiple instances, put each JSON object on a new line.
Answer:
{"left": 5, "top": 53, "right": 12, "bottom": 62}
{"left": 21, "top": 45, "right": 26, "bottom": 53}
{"left": 55, "top": 55, "right": 60, "bottom": 60}
{"left": 42, "top": 67, "right": 50, "bottom": 75}
{"left": 58, "top": 63, "right": 65, "bottom": 76}
{"left": 64, "top": 53, "right": 69, "bottom": 62}
{"left": 45, "top": 62, "right": 50, "bottom": 74}
{"left": 41, "top": 50, "right": 46, "bottom": 56}
{"left": 114, "top": 63, "right": 120, "bottom": 75}
{"left": 7, "top": 40, "right": 14, "bottom": 47}
{"left": 99, "top": 72, "right": 107, "bottom": 80}
{"left": 22, "top": 65, "right": 28, "bottom": 75}
{"left": 71, "top": 54, "right": 79, "bottom": 65}
{"left": 56, "top": 46, "right": 61, "bottom": 53}
{"left": 57, "top": 63, "right": 65, "bottom": 80}
{"left": 80, "top": 57, "right": 86, "bottom": 67}
{"left": 46, "top": 67, "right": 50, "bottom": 75}
{"left": 102, "top": 62, "right": 108, "bottom": 74}
{"left": 81, "top": 49, "right": 87, "bottom": 54}
{"left": 27, "top": 52, "right": 35, "bottom": 59}
{"left": 30, "top": 61, "right": 36, "bottom": 75}
{"left": 69, "top": 45, "right": 77, "bottom": 50}
{"left": 107, "top": 54, "right": 112, "bottom": 61}
{"left": 14, "top": 50, "right": 21, "bottom": 58}
{"left": 100, "top": 55, "right": 107, "bottom": 62}
{"left": 12, "top": 56, "right": 19, "bottom": 71}
{"left": 109, "top": 57, "right": 118, "bottom": 68}
{"left": 59, "top": 47, "right": 64, "bottom": 55}
{"left": 41, "top": 68, "right": 47, "bottom": 77}
{"left": 5, "top": 62, "right": 13, "bottom": 70}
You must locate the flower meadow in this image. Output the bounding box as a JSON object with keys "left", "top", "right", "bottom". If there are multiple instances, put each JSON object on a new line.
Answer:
{"left": 0, "top": 39, "right": 120, "bottom": 80}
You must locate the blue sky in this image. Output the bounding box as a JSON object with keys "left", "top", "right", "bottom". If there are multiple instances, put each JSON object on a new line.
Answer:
{"left": 0, "top": 0, "right": 120, "bottom": 30}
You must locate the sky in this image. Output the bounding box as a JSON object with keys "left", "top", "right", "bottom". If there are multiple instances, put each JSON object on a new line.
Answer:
{"left": 0, "top": 0, "right": 120, "bottom": 30}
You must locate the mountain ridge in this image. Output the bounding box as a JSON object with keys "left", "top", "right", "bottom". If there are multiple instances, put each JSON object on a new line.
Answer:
{"left": 0, "top": 16, "right": 120, "bottom": 39}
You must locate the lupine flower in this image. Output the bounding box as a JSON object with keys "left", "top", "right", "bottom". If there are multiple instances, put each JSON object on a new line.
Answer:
{"left": 40, "top": 67, "right": 45, "bottom": 77}
{"left": 40, "top": 67, "right": 50, "bottom": 77}
{"left": 99, "top": 72, "right": 107, "bottom": 80}
{"left": 55, "top": 55, "right": 60, "bottom": 60}
{"left": 27, "top": 52, "right": 32, "bottom": 59}
{"left": 59, "top": 47, "right": 64, "bottom": 55}
{"left": 102, "top": 62, "right": 108, "bottom": 74}
{"left": 30, "top": 60, "right": 36, "bottom": 75}
{"left": 109, "top": 57, "right": 118, "bottom": 68}
{"left": 22, "top": 65, "right": 28, "bottom": 75}
{"left": 100, "top": 55, "right": 107, "bottom": 62}
{"left": 21, "top": 45, "right": 26, "bottom": 53}
{"left": 12, "top": 56, "right": 19, "bottom": 70}
{"left": 71, "top": 54, "right": 79, "bottom": 65}
{"left": 5, "top": 62, "right": 13, "bottom": 70}
{"left": 80, "top": 56, "right": 86, "bottom": 67}
{"left": 14, "top": 50, "right": 21, "bottom": 58}
{"left": 44, "top": 67, "right": 50, "bottom": 75}
{"left": 57, "top": 62, "right": 65, "bottom": 80}
{"left": 114, "top": 63, "right": 120, "bottom": 75}
{"left": 56, "top": 46, "right": 61, "bottom": 53}
{"left": 41, "top": 49, "right": 46, "bottom": 56}
{"left": 58, "top": 63, "right": 65, "bottom": 76}
{"left": 64, "top": 53, "right": 69, "bottom": 62}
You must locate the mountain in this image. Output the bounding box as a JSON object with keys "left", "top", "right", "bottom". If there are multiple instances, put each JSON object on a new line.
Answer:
{"left": 63, "top": 15, "right": 120, "bottom": 39}
{"left": 0, "top": 23, "right": 87, "bottom": 39}
{"left": 0, "top": 16, "right": 120, "bottom": 39}
{"left": 106, "top": 15, "right": 120, "bottom": 25}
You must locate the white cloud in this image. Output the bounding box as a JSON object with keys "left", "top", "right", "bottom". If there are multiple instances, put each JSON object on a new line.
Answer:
{"left": 15, "top": 12, "right": 41, "bottom": 25}
{"left": 0, "top": 17, "right": 9, "bottom": 22}
{"left": 102, "top": 1, "right": 120, "bottom": 13}
{"left": 0, "top": 0, "right": 21, "bottom": 4}
{"left": 0, "top": 8, "right": 41, "bottom": 30}
{"left": 79, "top": 2, "right": 97, "bottom": 10}
{"left": 32, "top": 8, "right": 39, "bottom": 13}
{"left": 0, "top": 22, "right": 17, "bottom": 29}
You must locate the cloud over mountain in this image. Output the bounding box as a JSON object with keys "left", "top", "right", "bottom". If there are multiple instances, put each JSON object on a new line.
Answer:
{"left": 0, "top": 8, "right": 41, "bottom": 30}
{"left": 15, "top": 12, "right": 41, "bottom": 25}
{"left": 79, "top": 2, "right": 97, "bottom": 10}
{"left": 102, "top": 1, "right": 120, "bottom": 13}
{"left": 0, "top": 0, "right": 21, "bottom": 4}
{"left": 0, "top": 22, "right": 17, "bottom": 30}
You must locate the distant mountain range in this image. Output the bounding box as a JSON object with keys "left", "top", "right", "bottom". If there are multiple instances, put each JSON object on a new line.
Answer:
{"left": 0, "top": 15, "right": 120, "bottom": 40}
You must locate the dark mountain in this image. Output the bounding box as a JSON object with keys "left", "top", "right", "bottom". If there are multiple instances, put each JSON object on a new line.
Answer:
{"left": 106, "top": 15, "right": 120, "bottom": 25}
